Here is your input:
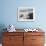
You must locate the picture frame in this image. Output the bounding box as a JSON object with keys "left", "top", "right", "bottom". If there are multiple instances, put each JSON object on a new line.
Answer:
{"left": 17, "top": 7, "right": 35, "bottom": 21}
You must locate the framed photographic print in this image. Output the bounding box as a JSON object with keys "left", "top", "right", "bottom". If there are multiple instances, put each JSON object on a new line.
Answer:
{"left": 17, "top": 7, "right": 35, "bottom": 21}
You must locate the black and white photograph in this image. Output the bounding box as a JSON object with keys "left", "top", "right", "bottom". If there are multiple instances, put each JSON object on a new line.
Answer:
{"left": 18, "top": 7, "right": 35, "bottom": 21}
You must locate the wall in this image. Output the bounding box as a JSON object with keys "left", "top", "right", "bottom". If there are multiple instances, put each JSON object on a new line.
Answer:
{"left": 0, "top": 0, "right": 46, "bottom": 30}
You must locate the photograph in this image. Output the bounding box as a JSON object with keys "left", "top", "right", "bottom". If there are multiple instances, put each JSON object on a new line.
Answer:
{"left": 18, "top": 7, "right": 35, "bottom": 21}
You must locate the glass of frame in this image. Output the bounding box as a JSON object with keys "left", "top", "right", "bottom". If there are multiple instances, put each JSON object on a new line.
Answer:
{"left": 17, "top": 7, "right": 35, "bottom": 21}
